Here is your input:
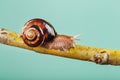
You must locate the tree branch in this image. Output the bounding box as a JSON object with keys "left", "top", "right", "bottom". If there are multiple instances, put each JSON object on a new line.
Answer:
{"left": 0, "top": 28, "right": 120, "bottom": 65}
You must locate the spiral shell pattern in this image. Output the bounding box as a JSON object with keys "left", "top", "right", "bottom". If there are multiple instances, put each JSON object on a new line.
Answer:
{"left": 22, "top": 18, "right": 57, "bottom": 47}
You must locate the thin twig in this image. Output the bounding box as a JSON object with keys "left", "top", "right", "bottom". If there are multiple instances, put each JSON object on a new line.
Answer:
{"left": 0, "top": 28, "right": 120, "bottom": 65}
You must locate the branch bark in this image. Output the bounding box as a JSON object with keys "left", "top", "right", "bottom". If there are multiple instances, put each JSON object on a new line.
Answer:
{"left": 0, "top": 28, "right": 120, "bottom": 65}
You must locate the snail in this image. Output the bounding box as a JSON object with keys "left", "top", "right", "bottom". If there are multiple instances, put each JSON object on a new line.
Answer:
{"left": 22, "top": 18, "right": 77, "bottom": 51}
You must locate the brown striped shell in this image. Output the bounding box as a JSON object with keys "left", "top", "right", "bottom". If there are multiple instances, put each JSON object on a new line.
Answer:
{"left": 22, "top": 18, "right": 57, "bottom": 47}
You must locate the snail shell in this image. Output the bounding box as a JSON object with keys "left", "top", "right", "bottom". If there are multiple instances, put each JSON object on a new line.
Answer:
{"left": 22, "top": 18, "right": 57, "bottom": 47}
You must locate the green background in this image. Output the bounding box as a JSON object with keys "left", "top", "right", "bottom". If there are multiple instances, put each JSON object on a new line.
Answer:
{"left": 0, "top": 0, "right": 120, "bottom": 80}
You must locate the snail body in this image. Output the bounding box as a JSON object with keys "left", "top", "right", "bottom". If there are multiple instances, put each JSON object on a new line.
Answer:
{"left": 43, "top": 34, "right": 75, "bottom": 51}
{"left": 22, "top": 18, "right": 75, "bottom": 51}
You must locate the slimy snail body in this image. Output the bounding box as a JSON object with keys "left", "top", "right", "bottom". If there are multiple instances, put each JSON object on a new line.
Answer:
{"left": 22, "top": 18, "right": 76, "bottom": 51}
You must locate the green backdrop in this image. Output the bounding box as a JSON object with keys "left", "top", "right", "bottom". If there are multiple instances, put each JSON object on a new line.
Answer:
{"left": 0, "top": 0, "right": 120, "bottom": 80}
